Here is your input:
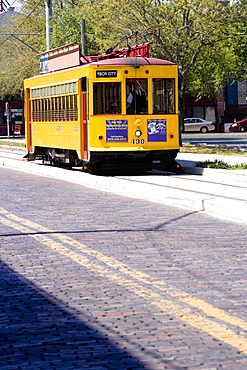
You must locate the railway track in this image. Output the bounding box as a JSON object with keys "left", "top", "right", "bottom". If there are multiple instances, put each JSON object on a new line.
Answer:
{"left": 1, "top": 146, "right": 247, "bottom": 224}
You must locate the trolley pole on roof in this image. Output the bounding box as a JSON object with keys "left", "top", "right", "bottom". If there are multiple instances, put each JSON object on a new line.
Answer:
{"left": 45, "top": 0, "right": 52, "bottom": 51}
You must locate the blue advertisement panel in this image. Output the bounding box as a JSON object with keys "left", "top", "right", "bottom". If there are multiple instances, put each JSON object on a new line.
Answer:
{"left": 106, "top": 120, "right": 128, "bottom": 142}
{"left": 147, "top": 119, "right": 167, "bottom": 142}
{"left": 40, "top": 55, "right": 49, "bottom": 74}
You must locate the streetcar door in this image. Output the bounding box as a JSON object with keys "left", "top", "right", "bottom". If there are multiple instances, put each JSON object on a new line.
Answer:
{"left": 81, "top": 77, "right": 88, "bottom": 159}
{"left": 24, "top": 88, "right": 33, "bottom": 153}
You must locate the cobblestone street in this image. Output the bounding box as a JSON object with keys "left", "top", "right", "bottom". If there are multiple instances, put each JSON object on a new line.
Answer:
{"left": 1, "top": 167, "right": 247, "bottom": 369}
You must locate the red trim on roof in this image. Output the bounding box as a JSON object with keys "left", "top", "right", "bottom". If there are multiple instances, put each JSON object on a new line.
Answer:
{"left": 89, "top": 57, "right": 176, "bottom": 66}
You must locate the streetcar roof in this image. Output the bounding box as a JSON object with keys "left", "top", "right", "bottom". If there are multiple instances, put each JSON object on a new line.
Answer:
{"left": 24, "top": 55, "right": 176, "bottom": 82}
{"left": 88, "top": 56, "right": 176, "bottom": 66}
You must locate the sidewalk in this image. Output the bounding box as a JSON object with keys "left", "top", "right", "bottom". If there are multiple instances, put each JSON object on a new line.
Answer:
{"left": 176, "top": 152, "right": 247, "bottom": 183}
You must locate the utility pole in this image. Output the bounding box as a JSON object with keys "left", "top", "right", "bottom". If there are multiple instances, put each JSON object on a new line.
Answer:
{"left": 80, "top": 19, "right": 88, "bottom": 56}
{"left": 45, "top": 0, "right": 52, "bottom": 51}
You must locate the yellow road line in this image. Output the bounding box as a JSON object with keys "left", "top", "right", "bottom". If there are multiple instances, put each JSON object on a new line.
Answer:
{"left": 1, "top": 207, "right": 247, "bottom": 353}
{"left": 1, "top": 206, "right": 247, "bottom": 332}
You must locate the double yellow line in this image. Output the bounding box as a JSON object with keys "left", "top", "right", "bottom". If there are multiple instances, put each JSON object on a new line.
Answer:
{"left": 1, "top": 206, "right": 247, "bottom": 353}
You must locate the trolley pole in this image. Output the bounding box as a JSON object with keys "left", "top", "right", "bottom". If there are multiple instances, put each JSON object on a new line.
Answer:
{"left": 45, "top": 0, "right": 52, "bottom": 51}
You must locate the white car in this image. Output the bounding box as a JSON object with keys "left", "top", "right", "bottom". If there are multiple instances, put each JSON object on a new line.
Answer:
{"left": 184, "top": 118, "right": 215, "bottom": 133}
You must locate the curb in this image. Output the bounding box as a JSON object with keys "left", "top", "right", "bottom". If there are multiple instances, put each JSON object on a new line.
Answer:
{"left": 183, "top": 166, "right": 247, "bottom": 183}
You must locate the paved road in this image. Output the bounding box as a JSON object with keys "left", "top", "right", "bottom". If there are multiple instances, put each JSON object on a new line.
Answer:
{"left": 182, "top": 132, "right": 247, "bottom": 148}
{"left": 1, "top": 166, "right": 247, "bottom": 369}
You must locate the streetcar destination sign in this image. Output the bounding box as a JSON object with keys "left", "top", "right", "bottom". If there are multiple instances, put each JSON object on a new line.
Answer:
{"left": 96, "top": 70, "right": 117, "bottom": 78}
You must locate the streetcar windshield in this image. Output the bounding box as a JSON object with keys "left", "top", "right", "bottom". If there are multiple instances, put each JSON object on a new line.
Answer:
{"left": 126, "top": 79, "right": 148, "bottom": 114}
{"left": 152, "top": 78, "right": 175, "bottom": 114}
{"left": 93, "top": 82, "right": 121, "bottom": 115}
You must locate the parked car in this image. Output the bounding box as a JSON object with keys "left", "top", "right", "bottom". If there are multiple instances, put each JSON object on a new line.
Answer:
{"left": 183, "top": 118, "right": 215, "bottom": 133}
{"left": 184, "top": 118, "right": 215, "bottom": 133}
{"left": 229, "top": 118, "right": 247, "bottom": 132}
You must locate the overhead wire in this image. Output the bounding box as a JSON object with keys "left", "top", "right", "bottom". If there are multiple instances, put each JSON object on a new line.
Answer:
{"left": 0, "top": 0, "right": 16, "bottom": 21}
{"left": 0, "top": 0, "right": 44, "bottom": 47}
{"left": 0, "top": 0, "right": 11, "bottom": 14}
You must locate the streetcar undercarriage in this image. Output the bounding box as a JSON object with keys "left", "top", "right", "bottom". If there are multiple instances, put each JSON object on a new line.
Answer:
{"left": 25, "top": 147, "right": 183, "bottom": 174}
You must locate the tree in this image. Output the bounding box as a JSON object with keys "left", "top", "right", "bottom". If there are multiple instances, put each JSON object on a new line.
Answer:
{"left": 0, "top": 0, "right": 46, "bottom": 97}
{"left": 1, "top": 0, "right": 247, "bottom": 117}
{"left": 82, "top": 0, "right": 247, "bottom": 123}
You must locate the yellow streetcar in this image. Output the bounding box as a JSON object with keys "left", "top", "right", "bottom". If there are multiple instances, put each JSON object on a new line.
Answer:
{"left": 24, "top": 41, "right": 182, "bottom": 174}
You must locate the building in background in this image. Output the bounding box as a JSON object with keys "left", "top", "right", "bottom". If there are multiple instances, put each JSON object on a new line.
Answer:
{"left": 184, "top": 89, "right": 225, "bottom": 132}
{"left": 184, "top": 79, "right": 247, "bottom": 132}
{"left": 225, "top": 81, "right": 247, "bottom": 122}
{"left": 0, "top": 5, "right": 24, "bottom": 136}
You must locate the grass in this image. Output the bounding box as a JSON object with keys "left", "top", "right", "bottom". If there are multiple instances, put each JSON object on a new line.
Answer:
{"left": 0, "top": 139, "right": 25, "bottom": 147}
{"left": 180, "top": 144, "right": 247, "bottom": 156}
{"left": 181, "top": 144, "right": 247, "bottom": 170}
{"left": 196, "top": 160, "right": 247, "bottom": 170}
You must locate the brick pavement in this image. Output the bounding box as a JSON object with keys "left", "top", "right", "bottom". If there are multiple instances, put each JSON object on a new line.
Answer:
{"left": 1, "top": 167, "right": 247, "bottom": 369}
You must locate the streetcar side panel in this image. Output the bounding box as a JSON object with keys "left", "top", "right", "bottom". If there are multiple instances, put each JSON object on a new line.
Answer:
{"left": 24, "top": 67, "right": 90, "bottom": 164}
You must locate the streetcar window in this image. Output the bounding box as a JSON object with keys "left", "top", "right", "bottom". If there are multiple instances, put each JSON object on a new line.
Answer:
{"left": 126, "top": 79, "right": 148, "bottom": 114}
{"left": 93, "top": 82, "right": 121, "bottom": 115}
{"left": 152, "top": 79, "right": 175, "bottom": 114}
{"left": 31, "top": 94, "right": 78, "bottom": 122}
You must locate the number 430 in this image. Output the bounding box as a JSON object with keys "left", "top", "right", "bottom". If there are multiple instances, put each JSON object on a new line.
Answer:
{"left": 131, "top": 139, "right": 145, "bottom": 144}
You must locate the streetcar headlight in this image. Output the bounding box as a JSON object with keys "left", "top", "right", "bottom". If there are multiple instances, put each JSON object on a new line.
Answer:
{"left": 135, "top": 129, "right": 142, "bottom": 137}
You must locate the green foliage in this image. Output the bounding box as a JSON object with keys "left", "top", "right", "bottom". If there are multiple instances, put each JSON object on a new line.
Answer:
{"left": 184, "top": 40, "right": 237, "bottom": 99}
{"left": 0, "top": 34, "right": 40, "bottom": 97}
{"left": 196, "top": 160, "right": 247, "bottom": 170}
{"left": 0, "top": 0, "right": 246, "bottom": 102}
{"left": 181, "top": 144, "right": 247, "bottom": 156}
{"left": 0, "top": 1, "right": 44, "bottom": 96}
{"left": 81, "top": 0, "right": 247, "bottom": 101}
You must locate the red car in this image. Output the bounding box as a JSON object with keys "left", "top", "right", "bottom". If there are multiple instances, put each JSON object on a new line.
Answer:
{"left": 229, "top": 117, "right": 247, "bottom": 132}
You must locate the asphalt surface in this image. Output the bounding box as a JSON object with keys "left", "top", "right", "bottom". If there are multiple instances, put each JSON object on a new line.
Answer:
{"left": 182, "top": 132, "right": 247, "bottom": 149}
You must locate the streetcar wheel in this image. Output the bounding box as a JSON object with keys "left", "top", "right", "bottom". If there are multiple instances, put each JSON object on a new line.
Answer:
{"left": 91, "top": 162, "right": 103, "bottom": 175}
